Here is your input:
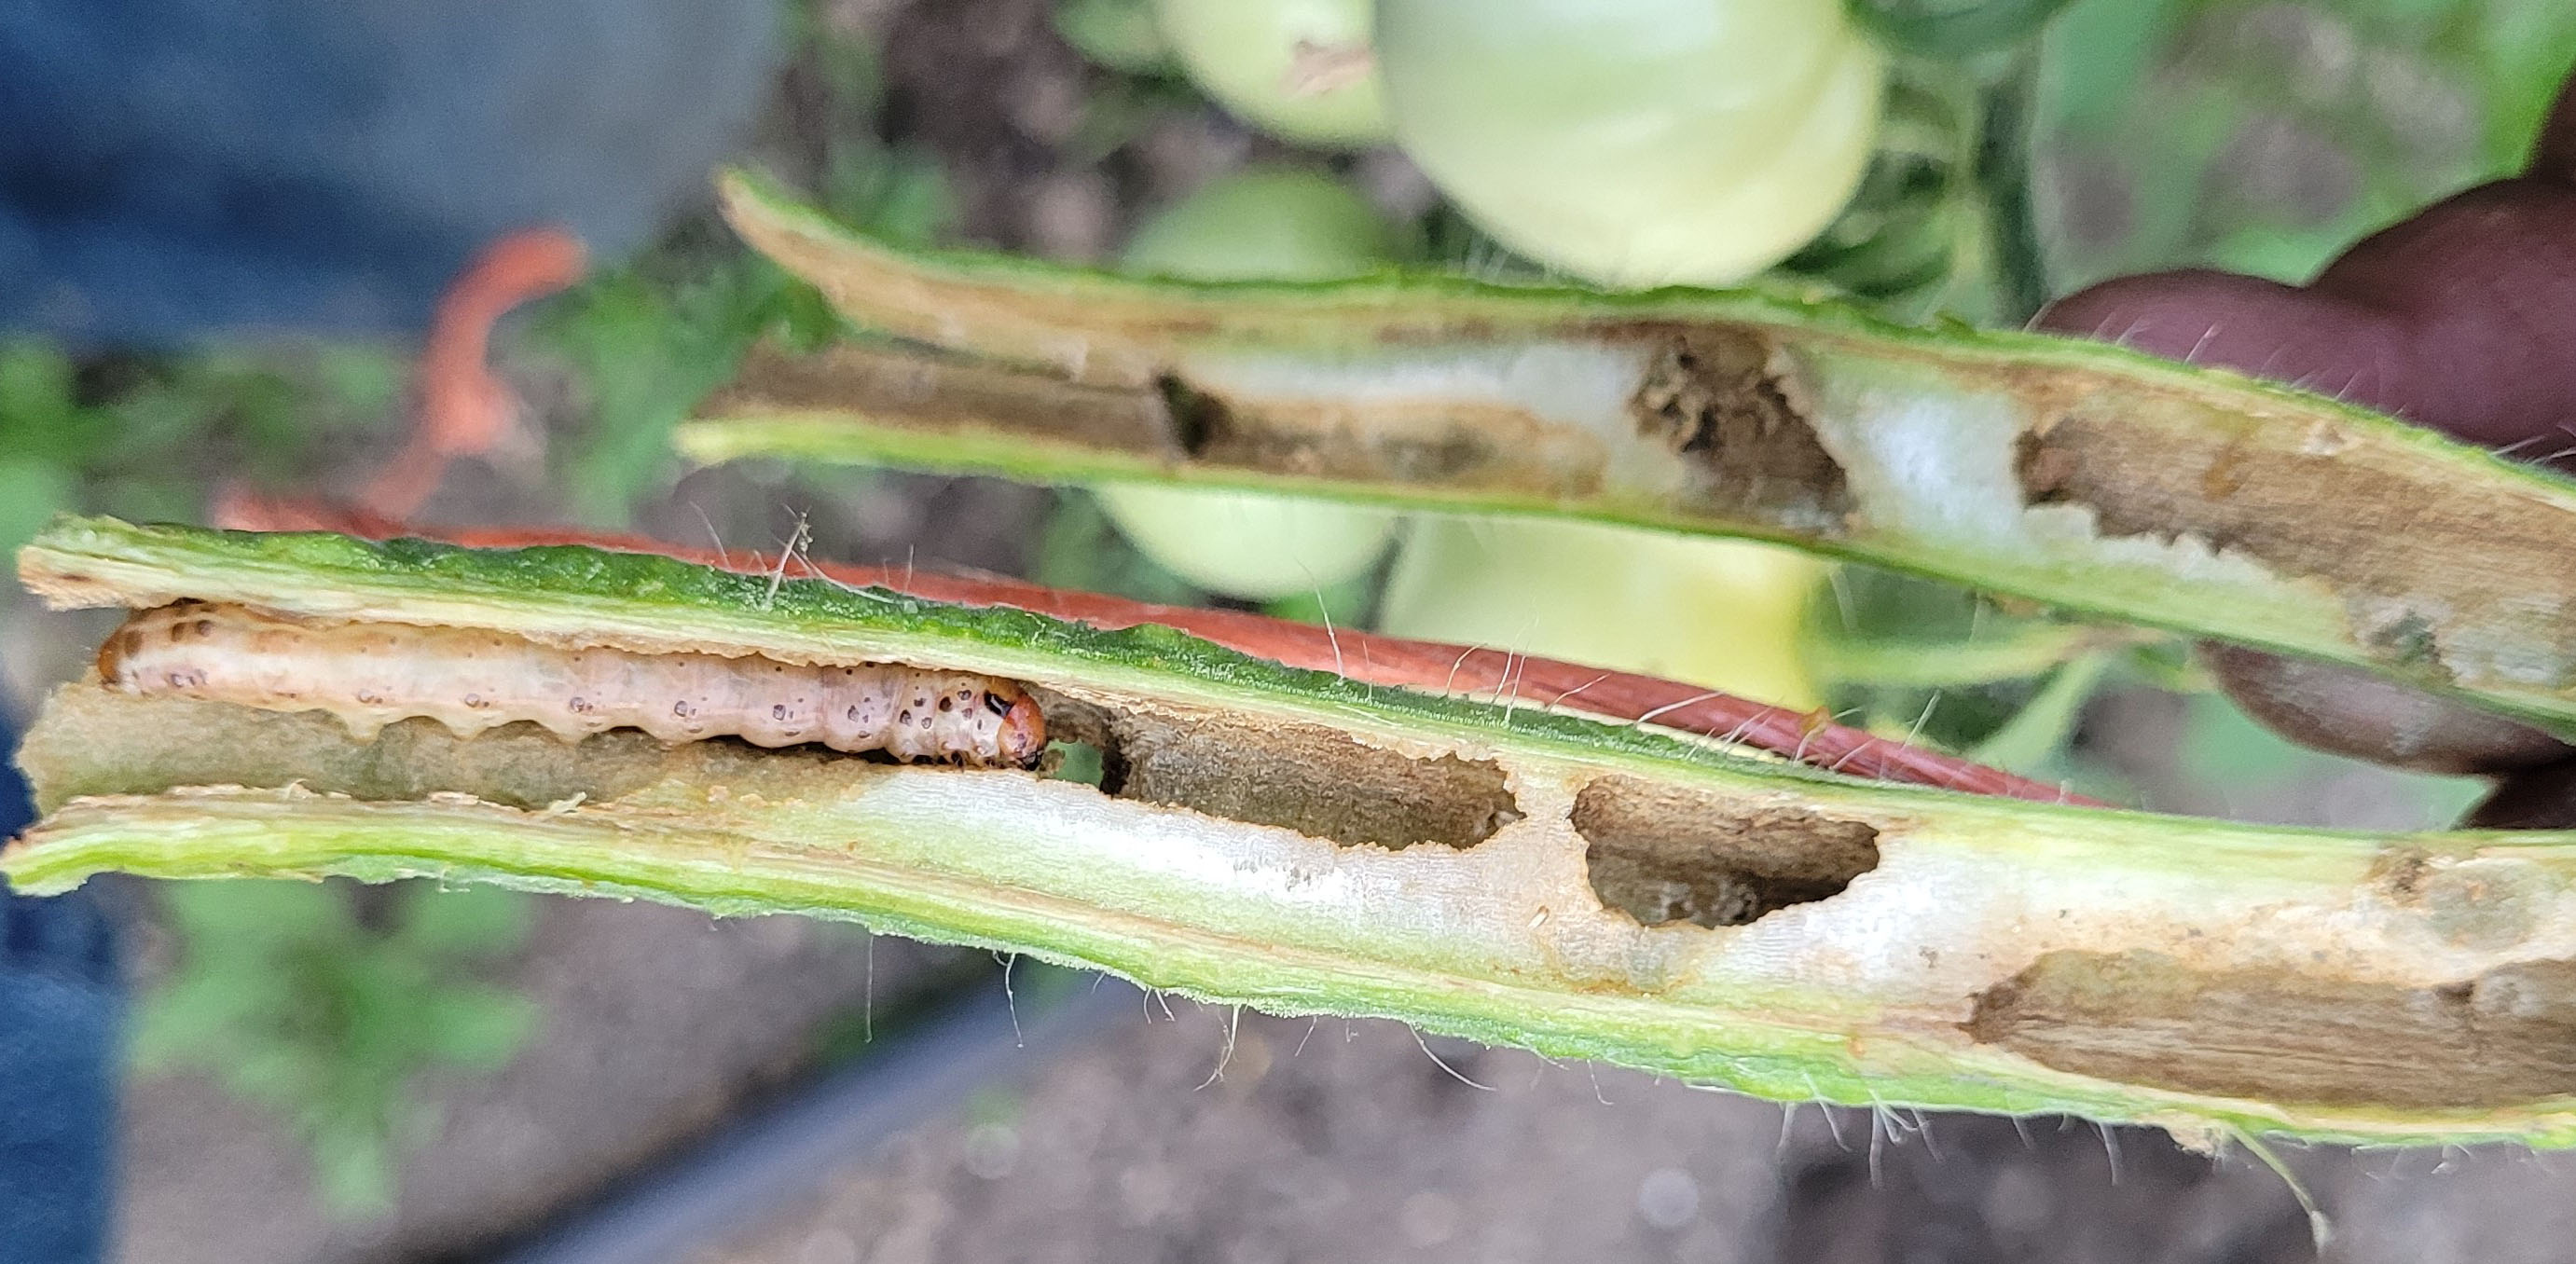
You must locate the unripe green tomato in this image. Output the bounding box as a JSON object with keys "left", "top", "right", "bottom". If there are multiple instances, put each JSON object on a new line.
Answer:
{"left": 1375, "top": 0, "right": 1887, "bottom": 286}
{"left": 1098, "top": 169, "right": 1405, "bottom": 601}
{"left": 1378, "top": 517, "right": 1825, "bottom": 709}
{"left": 1093, "top": 484, "right": 1403, "bottom": 600}
{"left": 1123, "top": 169, "right": 1410, "bottom": 280}
{"left": 1055, "top": 0, "right": 1173, "bottom": 75}
{"left": 1152, "top": 0, "right": 1393, "bottom": 147}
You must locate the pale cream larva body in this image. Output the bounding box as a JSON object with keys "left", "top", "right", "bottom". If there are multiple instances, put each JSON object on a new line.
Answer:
{"left": 98, "top": 601, "right": 1049, "bottom": 768}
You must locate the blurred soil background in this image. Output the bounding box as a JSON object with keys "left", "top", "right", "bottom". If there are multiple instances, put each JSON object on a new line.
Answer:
{"left": 5, "top": 0, "right": 2573, "bottom": 1259}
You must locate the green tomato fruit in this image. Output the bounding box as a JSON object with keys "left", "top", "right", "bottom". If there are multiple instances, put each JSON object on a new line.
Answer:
{"left": 1098, "top": 168, "right": 1406, "bottom": 600}
{"left": 1094, "top": 484, "right": 1403, "bottom": 601}
{"left": 1377, "top": 517, "right": 1825, "bottom": 709}
{"left": 1123, "top": 169, "right": 1409, "bottom": 279}
{"left": 1152, "top": 0, "right": 1393, "bottom": 147}
{"left": 1055, "top": 0, "right": 1174, "bottom": 75}
{"left": 1376, "top": 0, "right": 1887, "bottom": 286}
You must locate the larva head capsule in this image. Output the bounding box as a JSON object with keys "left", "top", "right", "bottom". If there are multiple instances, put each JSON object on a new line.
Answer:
{"left": 96, "top": 600, "right": 197, "bottom": 687}
{"left": 95, "top": 624, "right": 139, "bottom": 684}
{"left": 991, "top": 686, "right": 1048, "bottom": 769}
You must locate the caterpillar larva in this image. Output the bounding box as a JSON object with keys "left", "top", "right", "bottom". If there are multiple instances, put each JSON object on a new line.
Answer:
{"left": 97, "top": 601, "right": 1049, "bottom": 769}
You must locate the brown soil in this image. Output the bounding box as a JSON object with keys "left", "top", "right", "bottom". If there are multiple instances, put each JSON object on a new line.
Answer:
{"left": 115, "top": 894, "right": 968, "bottom": 1263}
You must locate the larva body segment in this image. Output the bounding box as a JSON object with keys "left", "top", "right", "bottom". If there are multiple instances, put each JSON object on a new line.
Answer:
{"left": 97, "top": 601, "right": 1048, "bottom": 768}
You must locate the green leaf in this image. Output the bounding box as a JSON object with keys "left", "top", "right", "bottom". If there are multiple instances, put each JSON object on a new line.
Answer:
{"left": 309, "top": 1120, "right": 399, "bottom": 1217}
{"left": 0, "top": 341, "right": 80, "bottom": 437}
{"left": 309, "top": 347, "right": 406, "bottom": 416}
{"left": 1849, "top": 0, "right": 2083, "bottom": 58}
{"left": 1054, "top": 0, "right": 1173, "bottom": 75}
{"left": 2174, "top": 690, "right": 2486, "bottom": 826}
{"left": 0, "top": 458, "right": 76, "bottom": 557}
{"left": 1966, "top": 651, "right": 2113, "bottom": 773}
{"left": 2177, "top": 690, "right": 2321, "bottom": 791}
{"left": 1259, "top": 566, "right": 1378, "bottom": 629}
{"left": 0, "top": 341, "right": 103, "bottom": 465}
{"left": 547, "top": 261, "right": 806, "bottom": 524}
{"left": 157, "top": 878, "right": 349, "bottom": 948}
{"left": 419, "top": 988, "right": 539, "bottom": 1069}
{"left": 2037, "top": 0, "right": 2189, "bottom": 137}
{"left": 859, "top": 149, "right": 957, "bottom": 248}
{"left": 2473, "top": 0, "right": 2576, "bottom": 171}
{"left": 389, "top": 885, "right": 533, "bottom": 960}
{"left": 124, "top": 876, "right": 535, "bottom": 1220}
{"left": 807, "top": 11, "right": 889, "bottom": 114}
{"left": 128, "top": 968, "right": 283, "bottom": 1070}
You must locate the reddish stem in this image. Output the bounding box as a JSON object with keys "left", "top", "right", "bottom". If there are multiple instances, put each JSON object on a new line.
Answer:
{"left": 362, "top": 227, "right": 591, "bottom": 520}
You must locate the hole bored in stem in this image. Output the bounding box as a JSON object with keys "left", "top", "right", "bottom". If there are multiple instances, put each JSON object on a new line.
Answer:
{"left": 1573, "top": 776, "right": 1880, "bottom": 928}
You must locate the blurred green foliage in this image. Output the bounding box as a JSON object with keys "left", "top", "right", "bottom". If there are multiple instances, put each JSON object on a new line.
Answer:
{"left": 1849, "top": 0, "right": 2083, "bottom": 58}
{"left": 1259, "top": 568, "right": 1381, "bottom": 629}
{"left": 1791, "top": 0, "right": 2576, "bottom": 792}
{"left": 1807, "top": 567, "right": 2080, "bottom": 754}
{"left": 131, "top": 880, "right": 537, "bottom": 1217}
{"left": 2175, "top": 689, "right": 2487, "bottom": 826}
{"left": 0, "top": 3, "right": 962, "bottom": 554}
{"left": 1791, "top": 0, "right": 2576, "bottom": 319}
{"left": 0, "top": 340, "right": 398, "bottom": 556}
{"left": 2039, "top": 0, "right": 2576, "bottom": 289}
{"left": 543, "top": 8, "right": 953, "bottom": 524}
{"left": 1806, "top": 562, "right": 2209, "bottom": 787}
{"left": 542, "top": 254, "right": 836, "bottom": 525}
{"left": 1784, "top": 54, "right": 2027, "bottom": 323}
{"left": 1054, "top": 0, "right": 1174, "bottom": 75}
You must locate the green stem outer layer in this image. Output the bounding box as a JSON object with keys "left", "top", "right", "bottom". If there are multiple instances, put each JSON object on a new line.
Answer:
{"left": 13, "top": 517, "right": 2576, "bottom": 1148}
{"left": 686, "top": 170, "right": 2576, "bottom": 739}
